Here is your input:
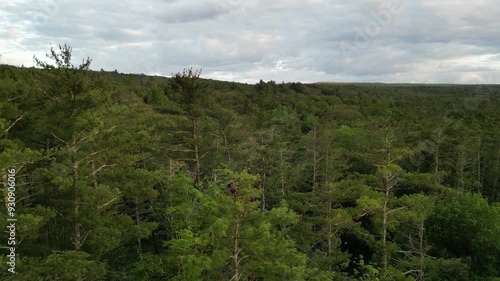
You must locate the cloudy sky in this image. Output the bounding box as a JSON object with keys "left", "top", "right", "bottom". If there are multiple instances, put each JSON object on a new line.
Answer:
{"left": 1, "top": 0, "right": 499, "bottom": 83}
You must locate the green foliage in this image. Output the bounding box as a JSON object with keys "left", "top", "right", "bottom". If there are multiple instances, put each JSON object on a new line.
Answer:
{"left": 424, "top": 258, "right": 471, "bottom": 281}
{"left": 426, "top": 192, "right": 500, "bottom": 278}
{"left": 1, "top": 46, "right": 499, "bottom": 280}
{"left": 0, "top": 251, "right": 106, "bottom": 281}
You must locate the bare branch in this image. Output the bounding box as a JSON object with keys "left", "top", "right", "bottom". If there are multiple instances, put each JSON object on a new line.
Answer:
{"left": 90, "top": 163, "right": 116, "bottom": 176}
{"left": 50, "top": 132, "right": 68, "bottom": 145}
{"left": 387, "top": 206, "right": 407, "bottom": 215}
{"left": 3, "top": 114, "right": 25, "bottom": 137}
{"left": 51, "top": 208, "right": 71, "bottom": 222}
{"left": 17, "top": 192, "right": 44, "bottom": 203}
{"left": 97, "top": 195, "right": 123, "bottom": 209}
{"left": 7, "top": 96, "right": 21, "bottom": 102}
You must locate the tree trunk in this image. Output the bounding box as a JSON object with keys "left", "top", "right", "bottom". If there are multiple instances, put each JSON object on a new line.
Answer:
{"left": 280, "top": 147, "right": 285, "bottom": 196}
{"left": 382, "top": 187, "right": 389, "bottom": 276}
{"left": 136, "top": 197, "right": 142, "bottom": 254}
{"left": 385, "top": 131, "right": 391, "bottom": 164}
{"left": 492, "top": 144, "right": 500, "bottom": 201}
{"left": 312, "top": 127, "right": 318, "bottom": 186}
{"left": 433, "top": 128, "right": 444, "bottom": 184}
{"left": 325, "top": 142, "right": 331, "bottom": 186}
{"left": 434, "top": 144, "right": 440, "bottom": 183}
{"left": 476, "top": 136, "right": 482, "bottom": 194}
{"left": 168, "top": 158, "right": 174, "bottom": 182}
{"left": 91, "top": 160, "right": 98, "bottom": 189}
{"left": 261, "top": 134, "right": 266, "bottom": 210}
{"left": 193, "top": 118, "right": 201, "bottom": 185}
{"left": 327, "top": 200, "right": 333, "bottom": 271}
{"left": 72, "top": 159, "right": 81, "bottom": 251}
{"left": 418, "top": 221, "right": 425, "bottom": 281}
{"left": 457, "top": 144, "right": 466, "bottom": 191}
{"left": 327, "top": 200, "right": 333, "bottom": 255}
{"left": 232, "top": 220, "right": 240, "bottom": 281}
{"left": 222, "top": 130, "right": 231, "bottom": 164}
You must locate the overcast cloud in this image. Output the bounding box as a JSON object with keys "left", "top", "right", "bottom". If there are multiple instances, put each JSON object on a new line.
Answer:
{"left": 1, "top": 0, "right": 499, "bottom": 83}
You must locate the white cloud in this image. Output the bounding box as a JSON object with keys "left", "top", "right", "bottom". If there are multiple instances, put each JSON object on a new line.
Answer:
{"left": 1, "top": 0, "right": 499, "bottom": 83}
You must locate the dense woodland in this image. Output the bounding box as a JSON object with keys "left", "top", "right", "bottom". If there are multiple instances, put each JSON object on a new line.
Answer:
{"left": 1, "top": 45, "right": 499, "bottom": 281}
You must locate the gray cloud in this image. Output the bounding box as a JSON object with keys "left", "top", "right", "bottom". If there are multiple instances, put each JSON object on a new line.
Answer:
{"left": 153, "top": 0, "right": 238, "bottom": 23}
{"left": 0, "top": 0, "right": 499, "bottom": 83}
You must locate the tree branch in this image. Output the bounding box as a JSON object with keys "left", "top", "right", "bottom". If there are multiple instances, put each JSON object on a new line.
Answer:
{"left": 97, "top": 195, "right": 123, "bottom": 209}
{"left": 90, "top": 163, "right": 117, "bottom": 176}
{"left": 387, "top": 206, "right": 407, "bottom": 215}
{"left": 3, "top": 114, "right": 25, "bottom": 137}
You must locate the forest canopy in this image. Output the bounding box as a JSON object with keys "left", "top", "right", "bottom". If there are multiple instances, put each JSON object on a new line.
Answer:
{"left": 0, "top": 46, "right": 499, "bottom": 281}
